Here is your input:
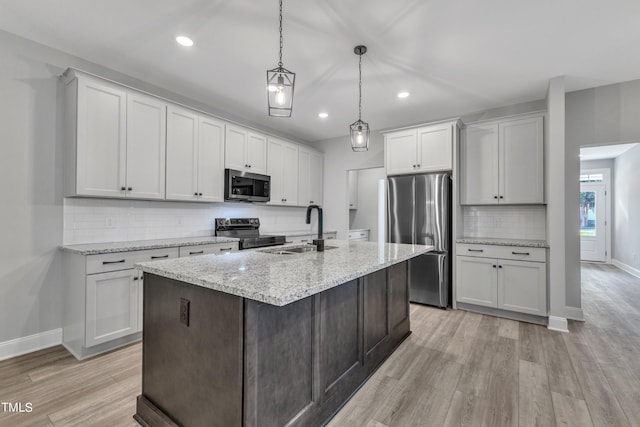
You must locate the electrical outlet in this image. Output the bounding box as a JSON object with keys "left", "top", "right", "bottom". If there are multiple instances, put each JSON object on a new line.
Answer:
{"left": 105, "top": 217, "right": 115, "bottom": 228}
{"left": 180, "top": 298, "right": 190, "bottom": 326}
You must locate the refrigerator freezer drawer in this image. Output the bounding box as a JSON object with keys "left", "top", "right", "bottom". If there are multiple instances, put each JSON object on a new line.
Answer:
{"left": 409, "top": 253, "right": 449, "bottom": 308}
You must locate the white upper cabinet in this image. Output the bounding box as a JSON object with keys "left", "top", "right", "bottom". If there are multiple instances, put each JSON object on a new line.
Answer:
{"left": 224, "top": 125, "right": 267, "bottom": 174}
{"left": 267, "top": 137, "right": 299, "bottom": 206}
{"left": 384, "top": 122, "right": 454, "bottom": 176}
{"left": 64, "top": 70, "right": 166, "bottom": 200}
{"left": 461, "top": 115, "right": 544, "bottom": 205}
{"left": 166, "top": 106, "right": 224, "bottom": 202}
{"left": 298, "top": 147, "right": 323, "bottom": 206}
{"left": 68, "top": 75, "right": 127, "bottom": 198}
{"left": 125, "top": 93, "right": 166, "bottom": 200}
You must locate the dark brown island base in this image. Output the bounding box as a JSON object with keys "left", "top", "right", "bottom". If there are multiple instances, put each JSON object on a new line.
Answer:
{"left": 132, "top": 240, "right": 431, "bottom": 427}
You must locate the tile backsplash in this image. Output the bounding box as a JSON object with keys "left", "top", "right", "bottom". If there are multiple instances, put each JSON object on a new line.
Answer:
{"left": 462, "top": 205, "right": 546, "bottom": 240}
{"left": 63, "top": 198, "right": 315, "bottom": 245}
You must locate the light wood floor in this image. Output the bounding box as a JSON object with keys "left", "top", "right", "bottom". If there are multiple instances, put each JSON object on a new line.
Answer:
{"left": 1, "top": 263, "right": 638, "bottom": 426}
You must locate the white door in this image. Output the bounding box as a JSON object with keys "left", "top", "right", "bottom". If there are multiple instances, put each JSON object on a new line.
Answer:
{"left": 499, "top": 117, "right": 544, "bottom": 204}
{"left": 86, "top": 270, "right": 139, "bottom": 347}
{"left": 198, "top": 116, "right": 225, "bottom": 202}
{"left": 126, "top": 93, "right": 167, "bottom": 199}
{"left": 166, "top": 106, "right": 198, "bottom": 201}
{"left": 75, "top": 78, "right": 127, "bottom": 197}
{"left": 460, "top": 123, "right": 499, "bottom": 204}
{"left": 455, "top": 256, "right": 498, "bottom": 308}
{"left": 385, "top": 130, "right": 417, "bottom": 175}
{"left": 282, "top": 143, "right": 299, "bottom": 205}
{"left": 246, "top": 132, "right": 268, "bottom": 174}
{"left": 416, "top": 124, "right": 452, "bottom": 172}
{"left": 225, "top": 125, "right": 248, "bottom": 171}
{"left": 580, "top": 183, "right": 606, "bottom": 262}
{"left": 497, "top": 260, "right": 547, "bottom": 316}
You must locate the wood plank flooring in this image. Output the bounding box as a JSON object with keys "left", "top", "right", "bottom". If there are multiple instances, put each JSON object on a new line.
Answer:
{"left": 1, "top": 263, "right": 638, "bottom": 426}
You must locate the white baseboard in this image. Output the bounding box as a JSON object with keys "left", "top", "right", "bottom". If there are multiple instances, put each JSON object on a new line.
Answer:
{"left": 565, "top": 306, "right": 584, "bottom": 322}
{"left": 547, "top": 316, "right": 569, "bottom": 333}
{"left": 612, "top": 259, "right": 640, "bottom": 279}
{"left": 0, "top": 329, "right": 62, "bottom": 361}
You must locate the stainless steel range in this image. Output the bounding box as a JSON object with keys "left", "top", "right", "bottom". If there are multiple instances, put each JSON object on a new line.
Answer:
{"left": 214, "top": 218, "right": 286, "bottom": 250}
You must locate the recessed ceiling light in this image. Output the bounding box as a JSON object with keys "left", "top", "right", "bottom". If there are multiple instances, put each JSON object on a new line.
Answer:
{"left": 397, "top": 92, "right": 410, "bottom": 98}
{"left": 318, "top": 112, "right": 329, "bottom": 119}
{"left": 176, "top": 36, "right": 194, "bottom": 47}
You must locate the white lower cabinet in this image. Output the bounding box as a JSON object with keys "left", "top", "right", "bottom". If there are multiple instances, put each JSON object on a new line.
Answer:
{"left": 85, "top": 269, "right": 140, "bottom": 347}
{"left": 348, "top": 229, "right": 370, "bottom": 241}
{"left": 64, "top": 242, "right": 242, "bottom": 360}
{"left": 456, "top": 244, "right": 547, "bottom": 317}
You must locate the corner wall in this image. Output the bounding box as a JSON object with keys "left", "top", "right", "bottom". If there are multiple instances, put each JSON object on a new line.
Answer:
{"left": 311, "top": 134, "right": 384, "bottom": 239}
{"left": 613, "top": 144, "right": 640, "bottom": 272}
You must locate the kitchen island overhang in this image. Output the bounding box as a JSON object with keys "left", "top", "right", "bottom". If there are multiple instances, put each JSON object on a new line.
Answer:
{"left": 134, "top": 240, "right": 433, "bottom": 427}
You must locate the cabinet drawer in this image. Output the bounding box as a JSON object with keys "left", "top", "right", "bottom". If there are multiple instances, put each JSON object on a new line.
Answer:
{"left": 348, "top": 230, "right": 370, "bottom": 240}
{"left": 179, "top": 242, "right": 239, "bottom": 257}
{"left": 286, "top": 235, "right": 313, "bottom": 244}
{"left": 86, "top": 247, "right": 179, "bottom": 274}
{"left": 456, "top": 244, "right": 545, "bottom": 262}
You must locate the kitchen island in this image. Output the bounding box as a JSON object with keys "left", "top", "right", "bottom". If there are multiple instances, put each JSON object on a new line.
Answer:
{"left": 134, "top": 239, "right": 432, "bottom": 427}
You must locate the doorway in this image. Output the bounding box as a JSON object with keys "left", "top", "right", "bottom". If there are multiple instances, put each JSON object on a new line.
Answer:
{"left": 579, "top": 168, "right": 611, "bottom": 263}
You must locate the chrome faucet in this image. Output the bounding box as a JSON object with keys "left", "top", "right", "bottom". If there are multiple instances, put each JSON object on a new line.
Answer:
{"left": 306, "top": 204, "right": 324, "bottom": 252}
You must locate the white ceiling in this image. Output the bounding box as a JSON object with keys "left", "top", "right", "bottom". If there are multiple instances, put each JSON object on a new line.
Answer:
{"left": 580, "top": 143, "right": 639, "bottom": 161}
{"left": 3, "top": 0, "right": 640, "bottom": 142}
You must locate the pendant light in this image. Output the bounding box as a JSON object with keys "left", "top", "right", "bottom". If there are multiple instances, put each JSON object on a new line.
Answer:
{"left": 267, "top": 0, "right": 295, "bottom": 117}
{"left": 350, "top": 45, "right": 369, "bottom": 152}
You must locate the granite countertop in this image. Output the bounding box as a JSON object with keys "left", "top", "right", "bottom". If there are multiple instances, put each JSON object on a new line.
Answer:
{"left": 137, "top": 239, "right": 433, "bottom": 306}
{"left": 60, "top": 236, "right": 240, "bottom": 255}
{"left": 456, "top": 237, "right": 549, "bottom": 248}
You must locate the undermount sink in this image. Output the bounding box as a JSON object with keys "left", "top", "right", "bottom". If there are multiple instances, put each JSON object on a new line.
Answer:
{"left": 260, "top": 245, "right": 339, "bottom": 255}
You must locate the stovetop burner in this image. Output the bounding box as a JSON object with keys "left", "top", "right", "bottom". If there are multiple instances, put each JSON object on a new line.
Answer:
{"left": 214, "top": 218, "right": 285, "bottom": 250}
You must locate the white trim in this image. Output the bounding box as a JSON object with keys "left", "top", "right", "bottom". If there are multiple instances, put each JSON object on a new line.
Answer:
{"left": 547, "top": 316, "right": 569, "bottom": 333}
{"left": 612, "top": 259, "right": 640, "bottom": 279}
{"left": 565, "top": 306, "right": 585, "bottom": 321}
{"left": 0, "top": 329, "right": 62, "bottom": 361}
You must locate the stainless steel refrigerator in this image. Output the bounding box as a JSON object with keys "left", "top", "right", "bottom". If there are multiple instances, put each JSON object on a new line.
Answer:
{"left": 387, "top": 173, "right": 451, "bottom": 307}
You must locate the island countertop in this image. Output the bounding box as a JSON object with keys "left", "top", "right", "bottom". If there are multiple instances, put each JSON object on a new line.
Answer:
{"left": 136, "top": 239, "right": 433, "bottom": 306}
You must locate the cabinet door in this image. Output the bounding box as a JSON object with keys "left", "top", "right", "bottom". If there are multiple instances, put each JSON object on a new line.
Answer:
{"left": 282, "top": 143, "right": 299, "bottom": 205}
{"left": 267, "top": 138, "right": 284, "bottom": 204}
{"left": 75, "top": 78, "right": 127, "bottom": 197}
{"left": 126, "top": 93, "right": 166, "bottom": 200}
{"left": 298, "top": 148, "right": 311, "bottom": 206}
{"left": 86, "top": 269, "right": 139, "bottom": 347}
{"left": 499, "top": 117, "right": 544, "bottom": 204}
{"left": 498, "top": 259, "right": 547, "bottom": 316}
{"left": 460, "top": 123, "right": 499, "bottom": 204}
{"left": 166, "top": 105, "right": 198, "bottom": 201}
{"left": 385, "top": 130, "right": 417, "bottom": 175}
{"left": 309, "top": 151, "right": 323, "bottom": 206}
{"left": 225, "top": 125, "right": 248, "bottom": 171}
{"left": 198, "top": 116, "right": 225, "bottom": 202}
{"left": 246, "top": 132, "right": 267, "bottom": 174}
{"left": 456, "top": 256, "right": 497, "bottom": 308}
{"left": 416, "top": 124, "right": 452, "bottom": 172}
{"left": 348, "top": 170, "right": 358, "bottom": 210}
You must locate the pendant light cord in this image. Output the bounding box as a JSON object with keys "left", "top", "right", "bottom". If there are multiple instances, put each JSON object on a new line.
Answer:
{"left": 278, "top": 0, "right": 283, "bottom": 68}
{"left": 358, "top": 53, "right": 363, "bottom": 121}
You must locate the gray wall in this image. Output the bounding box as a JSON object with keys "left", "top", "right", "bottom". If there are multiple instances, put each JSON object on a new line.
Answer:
{"left": 349, "top": 167, "right": 386, "bottom": 240}
{"left": 311, "top": 134, "right": 384, "bottom": 239}
{"left": 613, "top": 144, "right": 640, "bottom": 270}
{"left": 566, "top": 79, "right": 640, "bottom": 308}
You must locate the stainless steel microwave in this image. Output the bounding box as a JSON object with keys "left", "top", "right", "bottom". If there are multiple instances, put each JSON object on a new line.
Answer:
{"left": 224, "top": 169, "right": 271, "bottom": 202}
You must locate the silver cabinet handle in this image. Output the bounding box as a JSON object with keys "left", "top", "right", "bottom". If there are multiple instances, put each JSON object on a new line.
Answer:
{"left": 133, "top": 276, "right": 139, "bottom": 281}
{"left": 189, "top": 250, "right": 204, "bottom": 255}
{"left": 301, "top": 239, "right": 308, "bottom": 242}
{"left": 512, "top": 251, "right": 530, "bottom": 255}
{"left": 121, "top": 187, "right": 126, "bottom": 191}
{"left": 468, "top": 249, "right": 484, "bottom": 253}
{"left": 219, "top": 247, "right": 233, "bottom": 251}
{"left": 103, "top": 259, "right": 125, "bottom": 265}
{"left": 151, "top": 255, "right": 169, "bottom": 259}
